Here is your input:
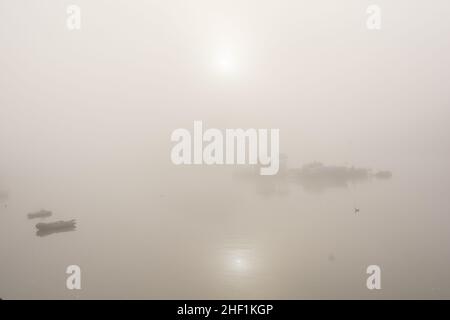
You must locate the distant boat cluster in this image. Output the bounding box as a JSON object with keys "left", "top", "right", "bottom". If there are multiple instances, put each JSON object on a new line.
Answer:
{"left": 233, "top": 158, "right": 393, "bottom": 215}
{"left": 234, "top": 159, "right": 393, "bottom": 193}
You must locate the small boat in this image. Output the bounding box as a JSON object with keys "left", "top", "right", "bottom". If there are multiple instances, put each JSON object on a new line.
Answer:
{"left": 28, "top": 210, "right": 53, "bottom": 219}
{"left": 36, "top": 219, "right": 76, "bottom": 231}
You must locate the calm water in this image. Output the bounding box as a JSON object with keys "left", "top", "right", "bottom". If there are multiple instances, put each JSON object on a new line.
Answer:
{"left": 1, "top": 156, "right": 449, "bottom": 299}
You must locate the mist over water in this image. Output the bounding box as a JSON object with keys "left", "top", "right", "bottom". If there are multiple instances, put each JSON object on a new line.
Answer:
{"left": 1, "top": 1, "right": 450, "bottom": 299}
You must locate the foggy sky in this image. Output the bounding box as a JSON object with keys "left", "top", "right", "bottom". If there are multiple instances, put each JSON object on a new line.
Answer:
{"left": 1, "top": 1, "right": 450, "bottom": 299}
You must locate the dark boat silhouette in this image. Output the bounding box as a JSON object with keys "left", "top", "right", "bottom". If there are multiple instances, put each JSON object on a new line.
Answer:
{"left": 28, "top": 209, "right": 53, "bottom": 219}
{"left": 36, "top": 219, "right": 76, "bottom": 231}
{"left": 36, "top": 225, "right": 76, "bottom": 237}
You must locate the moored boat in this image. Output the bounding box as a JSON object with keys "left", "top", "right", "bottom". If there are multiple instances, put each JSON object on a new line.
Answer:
{"left": 36, "top": 219, "right": 76, "bottom": 231}
{"left": 28, "top": 210, "right": 53, "bottom": 219}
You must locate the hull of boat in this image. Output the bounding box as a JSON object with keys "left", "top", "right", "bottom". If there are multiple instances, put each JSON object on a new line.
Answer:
{"left": 36, "top": 220, "right": 76, "bottom": 231}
